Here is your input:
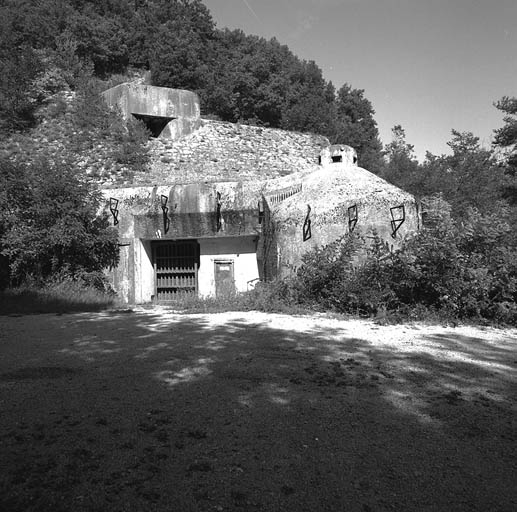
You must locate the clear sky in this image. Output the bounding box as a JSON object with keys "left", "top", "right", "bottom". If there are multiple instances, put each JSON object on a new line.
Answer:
{"left": 202, "top": 0, "right": 517, "bottom": 160}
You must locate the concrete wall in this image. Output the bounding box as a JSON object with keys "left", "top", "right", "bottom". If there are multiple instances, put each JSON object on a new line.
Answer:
{"left": 102, "top": 186, "right": 263, "bottom": 302}
{"left": 134, "top": 240, "right": 154, "bottom": 304}
{"left": 109, "top": 234, "right": 259, "bottom": 302}
{"left": 102, "top": 83, "right": 201, "bottom": 140}
{"left": 273, "top": 199, "right": 419, "bottom": 275}
{"left": 101, "top": 158, "right": 420, "bottom": 303}
{"left": 111, "top": 244, "right": 132, "bottom": 303}
{"left": 269, "top": 163, "right": 420, "bottom": 275}
{"left": 198, "top": 236, "right": 259, "bottom": 297}
{"left": 102, "top": 184, "right": 263, "bottom": 238}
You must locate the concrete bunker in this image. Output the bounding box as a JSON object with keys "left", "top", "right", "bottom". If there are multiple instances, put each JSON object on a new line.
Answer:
{"left": 104, "top": 157, "right": 419, "bottom": 304}
{"left": 100, "top": 83, "right": 419, "bottom": 304}
{"left": 102, "top": 82, "right": 201, "bottom": 140}
{"left": 104, "top": 184, "right": 264, "bottom": 303}
{"left": 123, "top": 235, "right": 260, "bottom": 303}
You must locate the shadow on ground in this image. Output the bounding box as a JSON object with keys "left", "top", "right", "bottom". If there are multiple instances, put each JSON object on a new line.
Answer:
{"left": 0, "top": 309, "right": 516, "bottom": 512}
{"left": 0, "top": 289, "right": 113, "bottom": 315}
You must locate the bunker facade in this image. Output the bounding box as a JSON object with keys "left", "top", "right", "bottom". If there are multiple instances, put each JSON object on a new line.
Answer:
{"left": 102, "top": 83, "right": 419, "bottom": 303}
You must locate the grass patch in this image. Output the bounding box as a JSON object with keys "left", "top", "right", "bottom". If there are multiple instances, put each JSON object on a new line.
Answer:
{"left": 158, "top": 283, "right": 311, "bottom": 315}
{"left": 159, "top": 283, "right": 502, "bottom": 327}
{"left": 0, "top": 281, "right": 116, "bottom": 315}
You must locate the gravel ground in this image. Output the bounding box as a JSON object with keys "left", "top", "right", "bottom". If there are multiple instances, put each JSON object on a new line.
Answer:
{"left": 0, "top": 308, "right": 516, "bottom": 512}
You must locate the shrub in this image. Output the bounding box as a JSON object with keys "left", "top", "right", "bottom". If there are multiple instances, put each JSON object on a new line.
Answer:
{"left": 284, "top": 196, "right": 517, "bottom": 324}
{"left": 293, "top": 234, "right": 364, "bottom": 309}
{"left": 0, "top": 156, "right": 119, "bottom": 288}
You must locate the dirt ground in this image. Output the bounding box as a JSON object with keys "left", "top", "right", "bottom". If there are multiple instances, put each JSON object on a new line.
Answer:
{"left": 0, "top": 308, "right": 516, "bottom": 512}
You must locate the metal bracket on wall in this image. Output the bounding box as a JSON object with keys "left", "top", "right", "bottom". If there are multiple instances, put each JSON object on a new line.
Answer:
{"left": 216, "top": 192, "right": 222, "bottom": 232}
{"left": 109, "top": 198, "right": 119, "bottom": 226}
{"left": 161, "top": 194, "right": 170, "bottom": 234}
{"left": 303, "top": 205, "right": 312, "bottom": 241}
{"left": 348, "top": 204, "right": 358, "bottom": 233}
{"left": 390, "top": 205, "right": 405, "bottom": 238}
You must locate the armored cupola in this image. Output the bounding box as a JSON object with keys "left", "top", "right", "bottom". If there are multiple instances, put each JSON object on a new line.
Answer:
{"left": 319, "top": 144, "right": 358, "bottom": 167}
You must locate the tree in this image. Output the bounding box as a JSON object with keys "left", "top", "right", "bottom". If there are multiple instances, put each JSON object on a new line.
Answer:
{"left": 385, "top": 124, "right": 415, "bottom": 158}
{"left": 0, "top": 0, "right": 73, "bottom": 51}
{"left": 415, "top": 130, "right": 504, "bottom": 216}
{"left": 445, "top": 130, "right": 503, "bottom": 212}
{"left": 0, "top": 156, "right": 119, "bottom": 287}
{"left": 493, "top": 96, "right": 517, "bottom": 204}
{"left": 281, "top": 61, "right": 335, "bottom": 135}
{"left": 207, "top": 31, "right": 296, "bottom": 126}
{"left": 0, "top": 45, "right": 43, "bottom": 135}
{"left": 140, "top": 0, "right": 216, "bottom": 91}
{"left": 382, "top": 124, "right": 420, "bottom": 190}
{"left": 494, "top": 96, "right": 517, "bottom": 150}
{"left": 66, "top": 7, "right": 129, "bottom": 76}
{"left": 197, "top": 29, "right": 334, "bottom": 133}
{"left": 331, "top": 84, "right": 383, "bottom": 173}
{"left": 150, "top": 22, "right": 213, "bottom": 93}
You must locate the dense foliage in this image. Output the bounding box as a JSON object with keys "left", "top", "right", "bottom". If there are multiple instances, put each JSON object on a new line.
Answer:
{"left": 383, "top": 129, "right": 506, "bottom": 215}
{"left": 0, "top": 0, "right": 383, "bottom": 165}
{"left": 287, "top": 115, "right": 517, "bottom": 324}
{"left": 283, "top": 197, "right": 517, "bottom": 324}
{"left": 0, "top": 156, "right": 119, "bottom": 289}
{"left": 330, "top": 84, "right": 384, "bottom": 173}
{"left": 493, "top": 96, "right": 517, "bottom": 204}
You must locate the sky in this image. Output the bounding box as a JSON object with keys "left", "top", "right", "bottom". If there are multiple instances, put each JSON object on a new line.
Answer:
{"left": 202, "top": 0, "right": 517, "bottom": 160}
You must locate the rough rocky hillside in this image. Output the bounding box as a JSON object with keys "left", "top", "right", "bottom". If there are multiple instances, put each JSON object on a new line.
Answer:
{"left": 141, "top": 120, "right": 329, "bottom": 186}
{"left": 1, "top": 88, "right": 329, "bottom": 189}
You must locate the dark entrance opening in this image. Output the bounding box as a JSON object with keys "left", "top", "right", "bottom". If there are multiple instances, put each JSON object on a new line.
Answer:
{"left": 331, "top": 155, "right": 343, "bottom": 163}
{"left": 132, "top": 113, "right": 175, "bottom": 138}
{"left": 152, "top": 240, "right": 200, "bottom": 301}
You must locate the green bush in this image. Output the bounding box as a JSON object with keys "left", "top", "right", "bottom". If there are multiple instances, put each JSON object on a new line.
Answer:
{"left": 396, "top": 198, "right": 517, "bottom": 322}
{"left": 284, "top": 196, "right": 517, "bottom": 324}
{"left": 292, "top": 234, "right": 364, "bottom": 310}
{"left": 0, "top": 156, "right": 119, "bottom": 289}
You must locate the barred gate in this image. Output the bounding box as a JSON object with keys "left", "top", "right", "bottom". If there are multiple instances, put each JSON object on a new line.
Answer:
{"left": 152, "top": 241, "right": 199, "bottom": 301}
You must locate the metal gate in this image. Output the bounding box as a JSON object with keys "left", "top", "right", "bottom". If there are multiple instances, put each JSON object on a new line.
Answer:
{"left": 152, "top": 241, "right": 199, "bottom": 301}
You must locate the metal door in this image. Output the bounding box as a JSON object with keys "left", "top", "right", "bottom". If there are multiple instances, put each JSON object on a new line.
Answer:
{"left": 152, "top": 240, "right": 199, "bottom": 301}
{"left": 214, "top": 260, "right": 235, "bottom": 298}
